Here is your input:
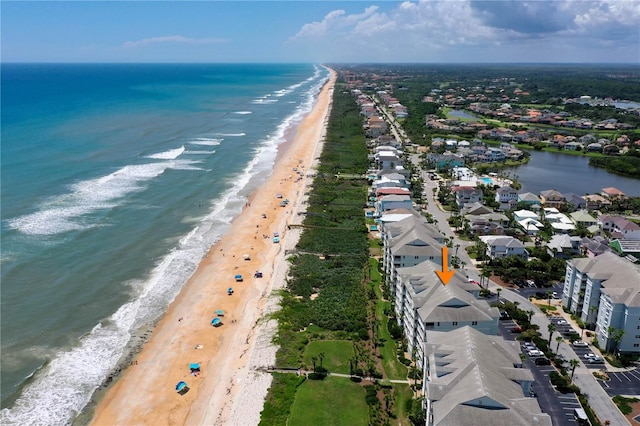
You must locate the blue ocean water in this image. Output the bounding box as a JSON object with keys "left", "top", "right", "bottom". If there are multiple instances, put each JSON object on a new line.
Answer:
{"left": 0, "top": 63, "right": 329, "bottom": 424}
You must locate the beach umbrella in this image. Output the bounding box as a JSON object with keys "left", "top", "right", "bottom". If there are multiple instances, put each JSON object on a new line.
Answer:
{"left": 211, "top": 317, "right": 222, "bottom": 326}
{"left": 227, "top": 287, "right": 234, "bottom": 295}
{"left": 273, "top": 237, "right": 279, "bottom": 243}
{"left": 216, "top": 309, "right": 224, "bottom": 316}
{"left": 235, "top": 274, "right": 243, "bottom": 281}
{"left": 189, "top": 363, "right": 200, "bottom": 371}
{"left": 176, "top": 381, "right": 188, "bottom": 392}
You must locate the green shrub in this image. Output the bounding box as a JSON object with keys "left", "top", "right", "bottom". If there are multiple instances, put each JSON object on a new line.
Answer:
{"left": 613, "top": 395, "right": 639, "bottom": 415}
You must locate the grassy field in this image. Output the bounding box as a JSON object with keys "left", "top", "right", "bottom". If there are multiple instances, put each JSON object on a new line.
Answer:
{"left": 370, "top": 258, "right": 409, "bottom": 381}
{"left": 303, "top": 340, "right": 354, "bottom": 374}
{"left": 288, "top": 377, "right": 369, "bottom": 426}
{"left": 392, "top": 384, "right": 415, "bottom": 426}
{"left": 259, "top": 373, "right": 306, "bottom": 426}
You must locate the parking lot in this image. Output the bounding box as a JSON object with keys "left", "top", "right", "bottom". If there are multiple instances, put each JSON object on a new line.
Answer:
{"left": 499, "top": 319, "right": 581, "bottom": 425}
{"left": 512, "top": 282, "right": 564, "bottom": 301}
{"left": 598, "top": 369, "right": 640, "bottom": 396}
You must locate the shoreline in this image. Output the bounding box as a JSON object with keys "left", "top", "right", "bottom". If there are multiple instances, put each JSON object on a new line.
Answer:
{"left": 88, "top": 68, "right": 336, "bottom": 426}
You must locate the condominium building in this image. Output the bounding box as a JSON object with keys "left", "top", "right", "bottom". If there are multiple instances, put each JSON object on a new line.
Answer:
{"left": 562, "top": 251, "right": 640, "bottom": 354}
{"left": 422, "top": 327, "right": 551, "bottom": 426}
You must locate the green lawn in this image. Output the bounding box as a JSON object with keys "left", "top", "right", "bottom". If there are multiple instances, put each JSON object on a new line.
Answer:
{"left": 370, "top": 258, "right": 409, "bottom": 381}
{"left": 392, "top": 384, "right": 415, "bottom": 426}
{"left": 289, "top": 377, "right": 369, "bottom": 426}
{"left": 303, "top": 340, "right": 354, "bottom": 374}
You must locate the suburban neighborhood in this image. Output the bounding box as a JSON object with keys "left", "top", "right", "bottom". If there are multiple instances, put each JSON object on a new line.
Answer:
{"left": 353, "top": 71, "right": 640, "bottom": 425}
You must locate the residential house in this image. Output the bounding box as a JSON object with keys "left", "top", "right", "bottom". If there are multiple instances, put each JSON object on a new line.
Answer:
{"left": 540, "top": 190, "right": 566, "bottom": 209}
{"left": 427, "top": 153, "right": 465, "bottom": 170}
{"left": 422, "top": 327, "right": 551, "bottom": 426}
{"left": 546, "top": 234, "right": 581, "bottom": 259}
{"left": 479, "top": 236, "right": 529, "bottom": 260}
{"left": 601, "top": 187, "right": 627, "bottom": 199}
{"left": 545, "top": 209, "right": 576, "bottom": 234}
{"left": 570, "top": 210, "right": 598, "bottom": 228}
{"left": 467, "top": 212, "right": 510, "bottom": 236}
{"left": 485, "top": 147, "right": 506, "bottom": 162}
{"left": 563, "top": 193, "right": 587, "bottom": 210}
{"left": 580, "top": 236, "right": 613, "bottom": 257}
{"left": 495, "top": 186, "right": 518, "bottom": 211}
{"left": 599, "top": 215, "right": 640, "bottom": 240}
{"left": 517, "top": 192, "right": 542, "bottom": 207}
{"left": 376, "top": 194, "right": 412, "bottom": 215}
{"left": 374, "top": 150, "right": 401, "bottom": 170}
{"left": 582, "top": 194, "right": 611, "bottom": 211}
{"left": 460, "top": 202, "right": 492, "bottom": 216}
{"left": 451, "top": 186, "right": 483, "bottom": 208}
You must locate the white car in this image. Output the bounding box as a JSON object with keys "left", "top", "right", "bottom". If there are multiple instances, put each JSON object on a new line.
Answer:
{"left": 528, "top": 349, "right": 544, "bottom": 357}
{"left": 583, "top": 353, "right": 596, "bottom": 359}
{"left": 572, "top": 341, "right": 588, "bottom": 347}
{"left": 556, "top": 320, "right": 568, "bottom": 325}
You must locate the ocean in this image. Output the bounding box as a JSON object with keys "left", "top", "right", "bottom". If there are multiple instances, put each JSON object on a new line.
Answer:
{"left": 0, "top": 63, "right": 329, "bottom": 425}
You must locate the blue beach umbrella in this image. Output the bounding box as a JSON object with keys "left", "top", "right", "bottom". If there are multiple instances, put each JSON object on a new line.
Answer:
{"left": 189, "top": 363, "right": 200, "bottom": 371}
{"left": 176, "top": 381, "right": 188, "bottom": 391}
{"left": 211, "top": 317, "right": 222, "bottom": 326}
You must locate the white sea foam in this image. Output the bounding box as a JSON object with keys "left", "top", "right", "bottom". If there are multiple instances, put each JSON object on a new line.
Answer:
{"left": 188, "top": 138, "right": 222, "bottom": 146}
{"left": 233, "top": 111, "right": 252, "bottom": 115}
{"left": 250, "top": 98, "right": 278, "bottom": 104}
{"left": 183, "top": 150, "right": 216, "bottom": 155}
{"left": 7, "top": 159, "right": 200, "bottom": 236}
{"left": 215, "top": 133, "right": 245, "bottom": 137}
{"left": 145, "top": 145, "right": 185, "bottom": 160}
{"left": 0, "top": 65, "right": 331, "bottom": 426}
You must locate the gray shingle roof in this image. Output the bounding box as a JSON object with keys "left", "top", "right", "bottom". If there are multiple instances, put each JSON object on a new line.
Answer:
{"left": 425, "top": 327, "right": 551, "bottom": 426}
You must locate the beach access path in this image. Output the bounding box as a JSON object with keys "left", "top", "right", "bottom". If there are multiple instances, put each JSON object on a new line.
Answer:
{"left": 89, "top": 69, "right": 336, "bottom": 426}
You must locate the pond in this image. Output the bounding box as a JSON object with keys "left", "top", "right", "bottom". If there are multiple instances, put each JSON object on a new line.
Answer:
{"left": 505, "top": 150, "right": 640, "bottom": 196}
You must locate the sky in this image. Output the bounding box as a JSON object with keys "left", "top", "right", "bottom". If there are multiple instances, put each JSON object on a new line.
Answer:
{"left": 1, "top": 1, "right": 639, "bottom": 63}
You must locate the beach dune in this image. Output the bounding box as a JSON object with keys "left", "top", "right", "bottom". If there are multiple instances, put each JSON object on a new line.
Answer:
{"left": 90, "top": 69, "right": 336, "bottom": 426}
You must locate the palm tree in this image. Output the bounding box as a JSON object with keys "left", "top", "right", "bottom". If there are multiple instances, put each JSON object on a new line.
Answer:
{"left": 546, "top": 289, "right": 553, "bottom": 306}
{"left": 526, "top": 310, "right": 534, "bottom": 323}
{"left": 318, "top": 352, "right": 325, "bottom": 369}
{"left": 311, "top": 356, "right": 317, "bottom": 373}
{"left": 569, "top": 359, "right": 580, "bottom": 382}
{"left": 555, "top": 336, "right": 564, "bottom": 354}
{"left": 548, "top": 323, "right": 557, "bottom": 346}
{"left": 608, "top": 328, "right": 625, "bottom": 355}
{"left": 496, "top": 288, "right": 502, "bottom": 304}
{"left": 513, "top": 301, "right": 520, "bottom": 315}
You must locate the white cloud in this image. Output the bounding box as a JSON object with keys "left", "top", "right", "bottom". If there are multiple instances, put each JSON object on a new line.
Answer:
{"left": 288, "top": 0, "right": 639, "bottom": 62}
{"left": 123, "top": 35, "right": 228, "bottom": 49}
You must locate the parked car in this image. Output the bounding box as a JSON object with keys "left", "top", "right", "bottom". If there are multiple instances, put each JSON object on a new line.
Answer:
{"left": 535, "top": 357, "right": 551, "bottom": 365}
{"left": 572, "top": 340, "right": 588, "bottom": 347}
{"left": 528, "top": 349, "right": 544, "bottom": 357}
{"left": 589, "top": 356, "right": 604, "bottom": 364}
{"left": 522, "top": 343, "right": 537, "bottom": 351}
{"left": 511, "top": 326, "right": 523, "bottom": 333}
{"left": 583, "top": 353, "right": 596, "bottom": 359}
{"left": 500, "top": 311, "right": 511, "bottom": 320}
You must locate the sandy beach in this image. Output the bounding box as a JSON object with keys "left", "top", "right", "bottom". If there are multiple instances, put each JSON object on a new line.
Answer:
{"left": 90, "top": 68, "right": 336, "bottom": 426}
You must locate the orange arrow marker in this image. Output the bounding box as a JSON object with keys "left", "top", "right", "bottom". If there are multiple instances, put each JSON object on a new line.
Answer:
{"left": 436, "top": 246, "right": 455, "bottom": 286}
